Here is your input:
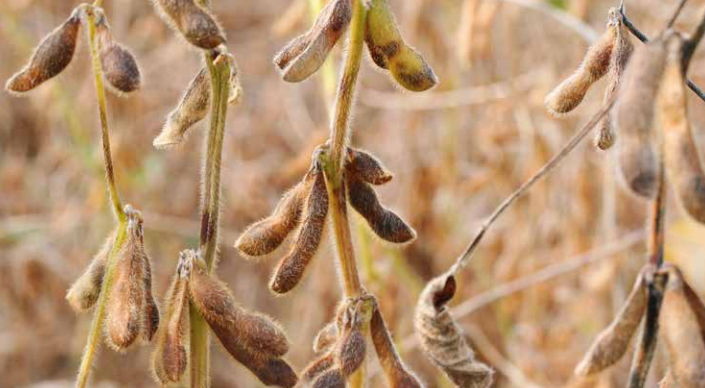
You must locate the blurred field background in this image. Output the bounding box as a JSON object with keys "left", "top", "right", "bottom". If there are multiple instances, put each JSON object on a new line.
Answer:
{"left": 3, "top": 0, "right": 705, "bottom": 387}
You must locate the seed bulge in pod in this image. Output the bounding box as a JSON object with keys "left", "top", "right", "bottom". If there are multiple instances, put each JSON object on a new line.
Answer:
{"left": 154, "top": 67, "right": 209, "bottom": 148}
{"left": 346, "top": 148, "right": 393, "bottom": 185}
{"left": 574, "top": 267, "right": 648, "bottom": 375}
{"left": 5, "top": 10, "right": 80, "bottom": 93}
{"left": 151, "top": 0, "right": 225, "bottom": 49}
{"left": 66, "top": 231, "right": 115, "bottom": 312}
{"left": 96, "top": 21, "right": 141, "bottom": 94}
{"left": 270, "top": 169, "right": 328, "bottom": 294}
{"left": 614, "top": 38, "right": 668, "bottom": 198}
{"left": 273, "top": 0, "right": 351, "bottom": 82}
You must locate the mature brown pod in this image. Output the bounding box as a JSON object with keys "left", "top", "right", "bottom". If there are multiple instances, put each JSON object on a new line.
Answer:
{"left": 544, "top": 21, "right": 615, "bottom": 116}
{"left": 270, "top": 169, "right": 329, "bottom": 294}
{"left": 660, "top": 266, "right": 705, "bottom": 388}
{"left": 574, "top": 268, "right": 648, "bottom": 376}
{"left": 365, "top": 0, "right": 438, "bottom": 92}
{"left": 415, "top": 275, "right": 492, "bottom": 388}
{"left": 346, "top": 148, "right": 393, "bottom": 185}
{"left": 235, "top": 177, "right": 313, "bottom": 257}
{"left": 336, "top": 301, "right": 368, "bottom": 377}
{"left": 660, "top": 36, "right": 705, "bottom": 224}
{"left": 96, "top": 21, "right": 141, "bottom": 94}
{"left": 66, "top": 231, "right": 114, "bottom": 312}
{"left": 224, "top": 340, "right": 298, "bottom": 387}
{"left": 365, "top": 297, "right": 425, "bottom": 388}
{"left": 152, "top": 257, "right": 190, "bottom": 385}
{"left": 347, "top": 176, "right": 416, "bottom": 244}
{"left": 273, "top": 0, "right": 351, "bottom": 82}
{"left": 141, "top": 247, "right": 160, "bottom": 342}
{"left": 595, "top": 9, "right": 633, "bottom": 150}
{"left": 105, "top": 210, "right": 147, "bottom": 350}
{"left": 312, "top": 368, "right": 346, "bottom": 388}
{"left": 5, "top": 10, "right": 80, "bottom": 93}
{"left": 188, "top": 258, "right": 290, "bottom": 358}
{"left": 154, "top": 67, "right": 209, "bottom": 148}
{"left": 614, "top": 37, "right": 668, "bottom": 198}
{"left": 151, "top": 0, "right": 225, "bottom": 49}
{"left": 301, "top": 352, "right": 336, "bottom": 384}
{"left": 313, "top": 321, "right": 339, "bottom": 353}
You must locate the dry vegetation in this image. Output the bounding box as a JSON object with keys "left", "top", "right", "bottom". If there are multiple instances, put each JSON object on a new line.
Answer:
{"left": 3, "top": 0, "right": 705, "bottom": 388}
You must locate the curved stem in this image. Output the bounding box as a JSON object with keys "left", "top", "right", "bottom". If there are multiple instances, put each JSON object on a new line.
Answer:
{"left": 75, "top": 10, "right": 130, "bottom": 387}
{"left": 190, "top": 52, "right": 231, "bottom": 388}
{"left": 86, "top": 4, "right": 125, "bottom": 222}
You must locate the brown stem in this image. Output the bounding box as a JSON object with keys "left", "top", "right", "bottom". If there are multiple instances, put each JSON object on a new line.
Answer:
{"left": 449, "top": 99, "right": 615, "bottom": 275}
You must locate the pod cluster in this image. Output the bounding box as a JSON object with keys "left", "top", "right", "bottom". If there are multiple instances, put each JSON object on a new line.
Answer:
{"left": 273, "top": 0, "right": 437, "bottom": 91}
{"left": 66, "top": 205, "right": 159, "bottom": 350}
{"left": 415, "top": 275, "right": 494, "bottom": 388}
{"left": 235, "top": 145, "right": 416, "bottom": 294}
{"left": 574, "top": 263, "right": 705, "bottom": 388}
{"left": 153, "top": 54, "right": 242, "bottom": 149}
{"left": 149, "top": 0, "right": 226, "bottom": 50}
{"left": 5, "top": 5, "right": 141, "bottom": 95}
{"left": 614, "top": 31, "right": 705, "bottom": 224}
{"left": 152, "top": 250, "right": 297, "bottom": 387}
{"left": 301, "top": 295, "right": 425, "bottom": 388}
{"left": 544, "top": 8, "right": 633, "bottom": 150}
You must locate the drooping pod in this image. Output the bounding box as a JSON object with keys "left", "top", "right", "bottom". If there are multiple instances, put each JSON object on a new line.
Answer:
{"left": 5, "top": 9, "right": 81, "bottom": 93}
{"left": 152, "top": 255, "right": 191, "bottom": 385}
{"left": 575, "top": 267, "right": 648, "bottom": 376}
{"left": 335, "top": 299, "right": 371, "bottom": 378}
{"left": 301, "top": 352, "right": 336, "bottom": 384}
{"left": 594, "top": 9, "right": 634, "bottom": 150}
{"left": 235, "top": 175, "right": 313, "bottom": 258}
{"left": 66, "top": 231, "right": 115, "bottom": 312}
{"left": 270, "top": 168, "right": 329, "bottom": 294}
{"left": 365, "top": 0, "right": 438, "bottom": 92}
{"left": 95, "top": 17, "right": 141, "bottom": 94}
{"left": 154, "top": 57, "right": 241, "bottom": 148}
{"left": 150, "top": 0, "right": 226, "bottom": 49}
{"left": 105, "top": 208, "right": 148, "bottom": 350}
{"left": 614, "top": 37, "right": 668, "bottom": 198}
{"left": 273, "top": 0, "right": 352, "bottom": 83}
{"left": 660, "top": 35, "right": 705, "bottom": 224}
{"left": 346, "top": 175, "right": 416, "bottom": 244}
{"left": 346, "top": 147, "right": 393, "bottom": 185}
{"left": 415, "top": 275, "right": 492, "bottom": 388}
{"left": 544, "top": 19, "right": 616, "bottom": 116}
{"left": 369, "top": 297, "right": 426, "bottom": 388}
{"left": 153, "top": 67, "right": 210, "bottom": 148}
{"left": 188, "top": 256, "right": 290, "bottom": 358}
{"left": 141, "top": 236, "right": 160, "bottom": 342}
{"left": 313, "top": 321, "right": 340, "bottom": 353}
{"left": 659, "top": 265, "right": 705, "bottom": 388}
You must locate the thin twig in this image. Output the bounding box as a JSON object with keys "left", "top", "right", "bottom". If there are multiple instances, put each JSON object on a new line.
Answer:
{"left": 448, "top": 99, "right": 615, "bottom": 275}
{"left": 620, "top": 8, "right": 705, "bottom": 102}
{"left": 360, "top": 69, "right": 544, "bottom": 110}
{"left": 370, "top": 231, "right": 641, "bottom": 379}
{"left": 666, "top": 0, "right": 689, "bottom": 29}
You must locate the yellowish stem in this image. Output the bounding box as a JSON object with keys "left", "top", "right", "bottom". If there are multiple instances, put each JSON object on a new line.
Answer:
{"left": 75, "top": 9, "right": 130, "bottom": 388}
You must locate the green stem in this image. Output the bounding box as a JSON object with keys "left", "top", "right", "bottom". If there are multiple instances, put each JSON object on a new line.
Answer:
{"left": 75, "top": 9, "right": 130, "bottom": 388}
{"left": 190, "top": 52, "right": 231, "bottom": 388}
{"left": 86, "top": 4, "right": 125, "bottom": 222}
{"left": 322, "top": 1, "right": 367, "bottom": 387}
{"left": 75, "top": 223, "right": 128, "bottom": 388}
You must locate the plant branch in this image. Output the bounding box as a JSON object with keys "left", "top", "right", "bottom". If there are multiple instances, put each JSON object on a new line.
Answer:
{"left": 86, "top": 4, "right": 125, "bottom": 222}
{"left": 75, "top": 9, "right": 131, "bottom": 387}
{"left": 448, "top": 99, "right": 615, "bottom": 275}
{"left": 324, "top": 0, "right": 367, "bottom": 299}
{"left": 190, "top": 53, "right": 231, "bottom": 388}
{"left": 620, "top": 8, "right": 705, "bottom": 102}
